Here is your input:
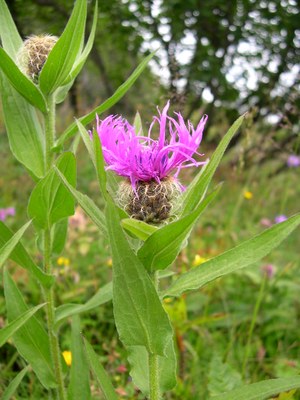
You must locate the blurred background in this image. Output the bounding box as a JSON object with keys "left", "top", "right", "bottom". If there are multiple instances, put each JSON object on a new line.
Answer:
{"left": 1, "top": 0, "right": 300, "bottom": 399}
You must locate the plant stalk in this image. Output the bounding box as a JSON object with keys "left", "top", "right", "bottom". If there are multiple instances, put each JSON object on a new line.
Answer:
{"left": 149, "top": 352, "right": 160, "bottom": 400}
{"left": 43, "top": 95, "right": 66, "bottom": 400}
{"left": 242, "top": 275, "right": 267, "bottom": 379}
{"left": 45, "top": 95, "right": 55, "bottom": 171}
{"left": 148, "top": 270, "right": 161, "bottom": 400}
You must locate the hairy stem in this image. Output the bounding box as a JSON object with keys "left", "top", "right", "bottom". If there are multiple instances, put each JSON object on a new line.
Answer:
{"left": 45, "top": 95, "right": 55, "bottom": 171}
{"left": 149, "top": 352, "right": 160, "bottom": 400}
{"left": 148, "top": 271, "right": 161, "bottom": 400}
{"left": 43, "top": 96, "right": 66, "bottom": 400}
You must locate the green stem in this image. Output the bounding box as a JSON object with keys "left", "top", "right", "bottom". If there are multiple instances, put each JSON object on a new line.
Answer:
{"left": 149, "top": 352, "right": 160, "bottom": 400}
{"left": 242, "top": 275, "right": 267, "bottom": 379}
{"left": 45, "top": 95, "right": 55, "bottom": 171}
{"left": 43, "top": 96, "right": 66, "bottom": 400}
{"left": 148, "top": 271, "right": 161, "bottom": 400}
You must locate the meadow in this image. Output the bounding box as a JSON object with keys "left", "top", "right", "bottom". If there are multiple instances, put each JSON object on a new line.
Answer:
{"left": 1, "top": 109, "right": 299, "bottom": 398}
{"left": 0, "top": 0, "right": 299, "bottom": 399}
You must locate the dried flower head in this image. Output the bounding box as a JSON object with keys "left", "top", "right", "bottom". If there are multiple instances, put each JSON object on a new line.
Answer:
{"left": 18, "top": 34, "right": 58, "bottom": 82}
{"left": 96, "top": 101, "right": 208, "bottom": 222}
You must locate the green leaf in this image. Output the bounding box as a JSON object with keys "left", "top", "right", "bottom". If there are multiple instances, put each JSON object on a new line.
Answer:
{"left": 0, "top": 303, "right": 46, "bottom": 347}
{"left": 55, "top": 167, "right": 106, "bottom": 233}
{"left": 2, "top": 366, "right": 30, "bottom": 400}
{"left": 133, "top": 111, "right": 143, "bottom": 135}
{"left": 181, "top": 114, "right": 245, "bottom": 216}
{"left": 127, "top": 339, "right": 177, "bottom": 396}
{"left": 106, "top": 199, "right": 174, "bottom": 356}
{"left": 0, "top": 221, "right": 54, "bottom": 288}
{"left": 83, "top": 338, "right": 118, "bottom": 400}
{"left": 51, "top": 219, "right": 68, "bottom": 255}
{"left": 55, "top": 282, "right": 112, "bottom": 325}
{"left": 0, "top": 73, "right": 45, "bottom": 178}
{"left": 121, "top": 219, "right": 158, "bottom": 241}
{"left": 208, "top": 354, "right": 242, "bottom": 397}
{"left": 0, "top": 0, "right": 23, "bottom": 60}
{"left": 39, "top": 0, "right": 87, "bottom": 94}
{"left": 92, "top": 129, "right": 108, "bottom": 200}
{"left": 138, "top": 187, "right": 220, "bottom": 272}
{"left": 62, "top": 0, "right": 98, "bottom": 87}
{"left": 165, "top": 213, "right": 300, "bottom": 298}
{"left": 28, "top": 152, "right": 76, "bottom": 229}
{"left": 68, "top": 316, "right": 91, "bottom": 400}
{"left": 3, "top": 269, "right": 56, "bottom": 389}
{"left": 76, "top": 120, "right": 107, "bottom": 200}
{"left": 56, "top": 50, "right": 157, "bottom": 147}
{"left": 211, "top": 376, "right": 300, "bottom": 400}
{"left": 0, "top": 48, "right": 47, "bottom": 112}
{"left": 0, "top": 220, "right": 31, "bottom": 269}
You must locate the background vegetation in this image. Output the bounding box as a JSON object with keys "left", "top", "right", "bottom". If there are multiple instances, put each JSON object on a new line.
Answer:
{"left": 1, "top": 0, "right": 299, "bottom": 398}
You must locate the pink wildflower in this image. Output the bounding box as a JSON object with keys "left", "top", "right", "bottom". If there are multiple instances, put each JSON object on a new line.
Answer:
{"left": 95, "top": 101, "right": 208, "bottom": 189}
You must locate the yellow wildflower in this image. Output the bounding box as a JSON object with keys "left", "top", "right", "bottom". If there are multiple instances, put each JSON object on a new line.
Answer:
{"left": 57, "top": 257, "right": 70, "bottom": 266}
{"left": 106, "top": 258, "right": 113, "bottom": 267}
{"left": 192, "top": 254, "right": 209, "bottom": 267}
{"left": 62, "top": 350, "right": 72, "bottom": 367}
{"left": 243, "top": 190, "right": 253, "bottom": 200}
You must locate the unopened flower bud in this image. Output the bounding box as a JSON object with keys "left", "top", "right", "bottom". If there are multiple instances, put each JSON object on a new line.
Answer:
{"left": 18, "top": 34, "right": 58, "bottom": 82}
{"left": 117, "top": 177, "right": 181, "bottom": 223}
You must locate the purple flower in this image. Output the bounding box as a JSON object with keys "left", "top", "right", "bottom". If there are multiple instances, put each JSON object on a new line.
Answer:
{"left": 274, "top": 214, "right": 287, "bottom": 224}
{"left": 0, "top": 207, "right": 16, "bottom": 221}
{"left": 287, "top": 155, "right": 300, "bottom": 168}
{"left": 95, "top": 101, "right": 208, "bottom": 188}
{"left": 261, "top": 264, "right": 276, "bottom": 279}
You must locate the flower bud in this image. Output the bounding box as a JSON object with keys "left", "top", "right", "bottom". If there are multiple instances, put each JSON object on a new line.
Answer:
{"left": 18, "top": 34, "right": 58, "bottom": 82}
{"left": 117, "top": 177, "right": 181, "bottom": 223}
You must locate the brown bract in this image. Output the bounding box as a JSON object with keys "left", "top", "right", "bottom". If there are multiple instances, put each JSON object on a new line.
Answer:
{"left": 18, "top": 34, "right": 58, "bottom": 82}
{"left": 118, "top": 177, "right": 181, "bottom": 223}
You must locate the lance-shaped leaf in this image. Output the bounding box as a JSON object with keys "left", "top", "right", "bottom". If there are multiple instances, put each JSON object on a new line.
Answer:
{"left": 62, "top": 0, "right": 98, "bottom": 87}
{"left": 84, "top": 338, "right": 118, "bottom": 400}
{"left": 0, "top": 220, "right": 31, "bottom": 269}
{"left": 212, "top": 376, "right": 300, "bottom": 400}
{"left": 181, "top": 114, "right": 245, "bottom": 217}
{"left": 0, "top": 0, "right": 23, "bottom": 60}
{"left": 39, "top": 0, "right": 87, "bottom": 94}
{"left": 138, "top": 187, "right": 220, "bottom": 272}
{"left": 76, "top": 120, "right": 108, "bottom": 200}
{"left": 0, "top": 221, "right": 54, "bottom": 288}
{"left": 68, "top": 316, "right": 91, "bottom": 400}
{"left": 106, "top": 199, "right": 173, "bottom": 355}
{"left": 56, "top": 50, "right": 157, "bottom": 147}
{"left": 0, "top": 48, "right": 47, "bottom": 112}
{"left": 3, "top": 269, "right": 56, "bottom": 388}
{"left": 0, "top": 303, "right": 46, "bottom": 347}
{"left": 2, "top": 366, "right": 30, "bottom": 400}
{"left": 55, "top": 281, "right": 112, "bottom": 325}
{"left": 121, "top": 219, "right": 158, "bottom": 241}
{"left": 0, "top": 73, "right": 45, "bottom": 178}
{"left": 55, "top": 167, "right": 106, "bottom": 233}
{"left": 165, "top": 214, "right": 300, "bottom": 298}
{"left": 28, "top": 152, "right": 76, "bottom": 229}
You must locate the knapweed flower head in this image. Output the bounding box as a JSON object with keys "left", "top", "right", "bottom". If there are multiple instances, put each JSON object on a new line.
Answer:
{"left": 287, "top": 155, "right": 300, "bottom": 168}
{"left": 261, "top": 263, "right": 276, "bottom": 279}
{"left": 18, "top": 34, "right": 58, "bottom": 82}
{"left": 0, "top": 207, "right": 15, "bottom": 222}
{"left": 274, "top": 214, "right": 287, "bottom": 224}
{"left": 96, "top": 101, "right": 208, "bottom": 223}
